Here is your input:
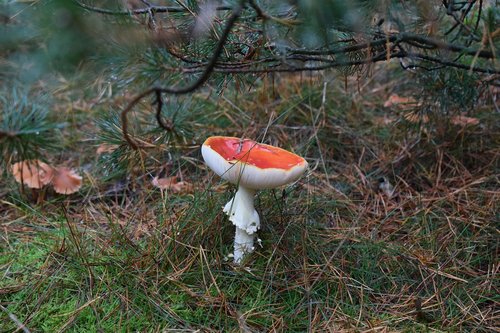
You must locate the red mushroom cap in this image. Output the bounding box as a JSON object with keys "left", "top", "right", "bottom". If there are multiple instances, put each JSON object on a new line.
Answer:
{"left": 202, "top": 136, "right": 308, "bottom": 189}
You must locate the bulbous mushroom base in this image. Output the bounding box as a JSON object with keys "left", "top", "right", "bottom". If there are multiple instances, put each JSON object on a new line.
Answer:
{"left": 223, "top": 186, "right": 260, "bottom": 264}
{"left": 234, "top": 228, "right": 255, "bottom": 264}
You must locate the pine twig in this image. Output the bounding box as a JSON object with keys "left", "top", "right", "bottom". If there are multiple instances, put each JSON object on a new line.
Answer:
{"left": 120, "top": 0, "right": 247, "bottom": 149}
{"left": 73, "top": 0, "right": 232, "bottom": 16}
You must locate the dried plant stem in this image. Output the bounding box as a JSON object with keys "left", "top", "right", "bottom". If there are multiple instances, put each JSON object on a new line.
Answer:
{"left": 0, "top": 305, "right": 31, "bottom": 333}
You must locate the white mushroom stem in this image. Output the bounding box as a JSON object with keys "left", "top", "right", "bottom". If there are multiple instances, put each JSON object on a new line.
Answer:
{"left": 223, "top": 185, "right": 260, "bottom": 263}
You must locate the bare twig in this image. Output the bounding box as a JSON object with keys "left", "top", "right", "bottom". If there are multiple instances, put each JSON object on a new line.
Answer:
{"left": 159, "top": 49, "right": 499, "bottom": 75}
{"left": 154, "top": 89, "right": 173, "bottom": 131}
{"left": 74, "top": 0, "right": 231, "bottom": 16}
{"left": 287, "top": 33, "right": 495, "bottom": 59}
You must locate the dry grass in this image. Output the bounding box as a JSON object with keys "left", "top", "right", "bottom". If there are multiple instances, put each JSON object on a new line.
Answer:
{"left": 1, "top": 67, "right": 499, "bottom": 332}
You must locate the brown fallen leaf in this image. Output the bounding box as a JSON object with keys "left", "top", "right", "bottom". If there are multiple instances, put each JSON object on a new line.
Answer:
{"left": 96, "top": 144, "right": 119, "bottom": 155}
{"left": 384, "top": 93, "right": 420, "bottom": 110}
{"left": 152, "top": 176, "right": 193, "bottom": 193}
{"left": 450, "top": 115, "right": 480, "bottom": 126}
{"left": 52, "top": 167, "right": 83, "bottom": 194}
{"left": 11, "top": 160, "right": 54, "bottom": 189}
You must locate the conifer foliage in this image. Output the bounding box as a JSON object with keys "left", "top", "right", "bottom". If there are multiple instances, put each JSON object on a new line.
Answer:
{"left": 0, "top": 2, "right": 498, "bottom": 332}
{"left": 0, "top": 87, "right": 62, "bottom": 170}
{"left": 1, "top": 1, "right": 498, "bottom": 137}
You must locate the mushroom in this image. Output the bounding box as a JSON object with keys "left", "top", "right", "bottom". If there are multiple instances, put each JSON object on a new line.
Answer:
{"left": 11, "top": 160, "right": 83, "bottom": 194}
{"left": 202, "top": 136, "right": 308, "bottom": 263}
{"left": 51, "top": 167, "right": 83, "bottom": 194}
{"left": 11, "top": 160, "right": 54, "bottom": 189}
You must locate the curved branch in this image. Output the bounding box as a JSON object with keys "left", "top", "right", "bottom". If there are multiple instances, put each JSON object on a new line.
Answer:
{"left": 120, "top": 0, "right": 246, "bottom": 149}
{"left": 155, "top": 90, "right": 173, "bottom": 131}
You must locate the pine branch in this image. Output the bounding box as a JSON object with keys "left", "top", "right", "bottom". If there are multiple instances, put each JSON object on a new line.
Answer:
{"left": 287, "top": 33, "right": 495, "bottom": 59}
{"left": 165, "top": 52, "right": 497, "bottom": 75}
{"left": 120, "top": 0, "right": 247, "bottom": 149}
{"left": 73, "top": 0, "right": 232, "bottom": 15}
{"left": 114, "top": 0, "right": 498, "bottom": 145}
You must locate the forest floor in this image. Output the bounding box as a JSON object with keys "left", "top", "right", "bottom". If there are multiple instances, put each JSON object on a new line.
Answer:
{"left": 1, "top": 67, "right": 499, "bottom": 332}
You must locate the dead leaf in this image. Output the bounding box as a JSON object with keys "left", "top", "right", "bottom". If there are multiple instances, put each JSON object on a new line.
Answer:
{"left": 11, "top": 160, "right": 54, "bottom": 189}
{"left": 450, "top": 115, "right": 480, "bottom": 126}
{"left": 52, "top": 167, "right": 83, "bottom": 194}
{"left": 384, "top": 94, "right": 420, "bottom": 110}
{"left": 96, "top": 144, "right": 119, "bottom": 155}
{"left": 152, "top": 176, "right": 193, "bottom": 193}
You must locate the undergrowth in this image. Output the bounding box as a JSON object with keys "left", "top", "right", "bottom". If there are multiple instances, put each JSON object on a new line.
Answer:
{"left": 1, "top": 66, "right": 499, "bottom": 332}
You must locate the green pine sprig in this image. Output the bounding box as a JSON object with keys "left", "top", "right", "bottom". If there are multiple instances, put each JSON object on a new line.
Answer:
{"left": 0, "top": 85, "right": 64, "bottom": 170}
